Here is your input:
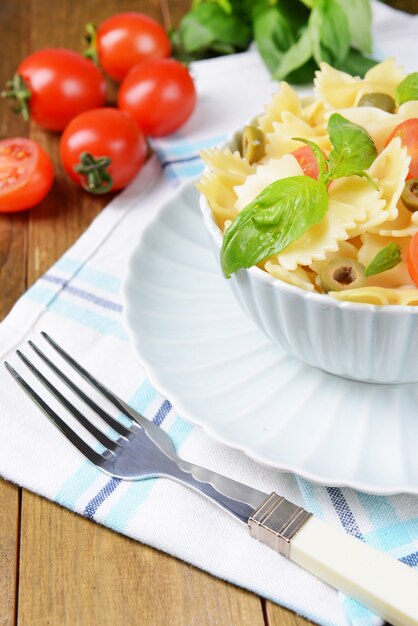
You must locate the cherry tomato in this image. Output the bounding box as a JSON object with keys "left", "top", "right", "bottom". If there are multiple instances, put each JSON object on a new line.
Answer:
{"left": 87, "top": 12, "right": 171, "bottom": 82}
{"left": 60, "top": 108, "right": 147, "bottom": 194}
{"left": 0, "top": 138, "right": 54, "bottom": 213}
{"left": 407, "top": 232, "right": 418, "bottom": 286}
{"left": 3, "top": 49, "right": 106, "bottom": 131}
{"left": 292, "top": 145, "right": 322, "bottom": 179}
{"left": 118, "top": 59, "right": 196, "bottom": 137}
{"left": 385, "top": 118, "right": 418, "bottom": 180}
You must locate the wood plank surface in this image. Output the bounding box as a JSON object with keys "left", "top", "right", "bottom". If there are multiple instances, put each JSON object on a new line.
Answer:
{"left": 0, "top": 2, "right": 30, "bottom": 625}
{"left": 18, "top": 492, "right": 265, "bottom": 626}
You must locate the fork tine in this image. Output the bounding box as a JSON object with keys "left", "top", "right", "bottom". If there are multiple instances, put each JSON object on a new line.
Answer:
{"left": 16, "top": 350, "right": 120, "bottom": 453}
{"left": 4, "top": 361, "right": 105, "bottom": 467}
{"left": 41, "top": 331, "right": 141, "bottom": 424}
{"left": 28, "top": 339, "right": 132, "bottom": 439}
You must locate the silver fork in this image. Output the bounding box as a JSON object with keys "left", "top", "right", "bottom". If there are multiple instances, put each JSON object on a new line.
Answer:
{"left": 4, "top": 333, "right": 418, "bottom": 626}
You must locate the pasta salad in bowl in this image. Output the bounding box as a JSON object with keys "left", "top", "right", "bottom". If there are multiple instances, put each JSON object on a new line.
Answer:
{"left": 198, "top": 60, "right": 418, "bottom": 384}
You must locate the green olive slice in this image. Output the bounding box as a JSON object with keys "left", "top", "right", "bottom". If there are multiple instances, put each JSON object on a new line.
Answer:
{"left": 357, "top": 92, "right": 396, "bottom": 113}
{"left": 401, "top": 178, "right": 418, "bottom": 212}
{"left": 320, "top": 258, "right": 367, "bottom": 293}
{"left": 242, "top": 126, "right": 265, "bottom": 164}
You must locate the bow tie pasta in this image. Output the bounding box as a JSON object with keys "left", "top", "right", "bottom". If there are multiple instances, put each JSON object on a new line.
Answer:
{"left": 198, "top": 60, "right": 418, "bottom": 306}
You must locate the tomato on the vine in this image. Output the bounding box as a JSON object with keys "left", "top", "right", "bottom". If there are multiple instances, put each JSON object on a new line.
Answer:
{"left": 60, "top": 108, "right": 147, "bottom": 194}
{"left": 0, "top": 138, "right": 54, "bottom": 213}
{"left": 118, "top": 58, "right": 196, "bottom": 137}
{"left": 292, "top": 145, "right": 322, "bottom": 180}
{"left": 2, "top": 49, "right": 106, "bottom": 131}
{"left": 385, "top": 118, "right": 418, "bottom": 180}
{"left": 84, "top": 12, "right": 171, "bottom": 82}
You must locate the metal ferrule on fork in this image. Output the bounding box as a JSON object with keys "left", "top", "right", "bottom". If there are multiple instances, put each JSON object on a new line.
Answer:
{"left": 249, "top": 493, "right": 312, "bottom": 558}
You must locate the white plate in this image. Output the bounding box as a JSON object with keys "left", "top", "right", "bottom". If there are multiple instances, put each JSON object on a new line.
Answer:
{"left": 123, "top": 180, "right": 418, "bottom": 495}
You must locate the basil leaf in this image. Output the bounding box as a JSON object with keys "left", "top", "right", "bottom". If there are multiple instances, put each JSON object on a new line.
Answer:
{"left": 221, "top": 176, "right": 328, "bottom": 278}
{"left": 310, "top": 0, "right": 350, "bottom": 66}
{"left": 364, "top": 242, "right": 402, "bottom": 277}
{"left": 396, "top": 72, "right": 418, "bottom": 106}
{"left": 291, "top": 137, "right": 328, "bottom": 179}
{"left": 253, "top": 7, "right": 296, "bottom": 75}
{"left": 327, "top": 113, "right": 377, "bottom": 180}
{"left": 179, "top": 3, "right": 251, "bottom": 54}
{"left": 274, "top": 27, "right": 312, "bottom": 80}
{"left": 335, "top": 47, "right": 377, "bottom": 77}
{"left": 334, "top": 0, "right": 372, "bottom": 53}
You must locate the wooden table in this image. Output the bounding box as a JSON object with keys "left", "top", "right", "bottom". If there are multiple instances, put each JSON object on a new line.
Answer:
{"left": 0, "top": 1, "right": 415, "bottom": 624}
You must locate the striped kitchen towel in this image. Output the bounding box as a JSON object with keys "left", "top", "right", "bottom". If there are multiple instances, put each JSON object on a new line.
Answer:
{"left": 1, "top": 3, "right": 418, "bottom": 625}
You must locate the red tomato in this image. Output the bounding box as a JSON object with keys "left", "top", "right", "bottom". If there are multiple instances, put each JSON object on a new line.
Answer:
{"left": 6, "top": 49, "right": 106, "bottom": 131}
{"left": 118, "top": 59, "right": 196, "bottom": 137}
{"left": 0, "top": 138, "right": 54, "bottom": 213}
{"left": 292, "top": 145, "right": 322, "bottom": 179}
{"left": 60, "top": 108, "right": 147, "bottom": 194}
{"left": 92, "top": 13, "right": 171, "bottom": 82}
{"left": 385, "top": 118, "right": 418, "bottom": 180}
{"left": 407, "top": 232, "right": 418, "bottom": 286}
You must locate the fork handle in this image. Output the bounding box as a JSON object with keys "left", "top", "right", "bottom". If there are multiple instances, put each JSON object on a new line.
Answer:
{"left": 250, "top": 493, "right": 418, "bottom": 626}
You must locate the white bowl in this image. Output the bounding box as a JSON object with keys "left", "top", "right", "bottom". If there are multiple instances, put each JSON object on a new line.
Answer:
{"left": 199, "top": 127, "right": 418, "bottom": 384}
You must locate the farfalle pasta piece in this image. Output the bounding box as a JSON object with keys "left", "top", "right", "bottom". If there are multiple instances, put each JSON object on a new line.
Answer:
{"left": 356, "top": 59, "right": 406, "bottom": 102}
{"left": 200, "top": 148, "right": 254, "bottom": 188}
{"left": 233, "top": 154, "right": 303, "bottom": 212}
{"left": 264, "top": 260, "right": 315, "bottom": 291}
{"left": 257, "top": 82, "right": 301, "bottom": 133}
{"left": 358, "top": 233, "right": 411, "bottom": 288}
{"left": 196, "top": 172, "right": 238, "bottom": 229}
{"left": 314, "top": 63, "right": 361, "bottom": 110}
{"left": 348, "top": 138, "right": 410, "bottom": 236}
{"left": 315, "top": 59, "right": 406, "bottom": 110}
{"left": 276, "top": 197, "right": 367, "bottom": 271}
{"left": 378, "top": 202, "right": 418, "bottom": 237}
{"left": 301, "top": 98, "right": 326, "bottom": 127}
{"left": 265, "top": 112, "right": 331, "bottom": 160}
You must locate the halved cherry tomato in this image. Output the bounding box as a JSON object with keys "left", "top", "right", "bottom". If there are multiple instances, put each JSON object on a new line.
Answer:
{"left": 292, "top": 145, "right": 322, "bottom": 180}
{"left": 385, "top": 118, "right": 418, "bottom": 180}
{"left": 85, "top": 13, "right": 171, "bottom": 82}
{"left": 3, "top": 49, "right": 106, "bottom": 131}
{"left": 0, "top": 138, "right": 54, "bottom": 213}
{"left": 60, "top": 108, "right": 147, "bottom": 194}
{"left": 407, "top": 232, "right": 418, "bottom": 286}
{"left": 118, "top": 58, "right": 196, "bottom": 137}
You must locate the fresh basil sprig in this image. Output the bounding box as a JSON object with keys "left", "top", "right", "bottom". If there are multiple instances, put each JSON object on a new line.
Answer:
{"left": 171, "top": 0, "right": 376, "bottom": 82}
{"left": 396, "top": 73, "right": 418, "bottom": 106}
{"left": 221, "top": 113, "right": 379, "bottom": 278}
{"left": 221, "top": 176, "right": 328, "bottom": 278}
{"left": 294, "top": 114, "right": 378, "bottom": 186}
{"left": 364, "top": 243, "right": 402, "bottom": 277}
{"left": 326, "top": 113, "right": 377, "bottom": 182}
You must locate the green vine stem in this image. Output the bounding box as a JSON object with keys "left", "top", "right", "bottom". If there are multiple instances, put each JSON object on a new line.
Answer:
{"left": 74, "top": 152, "right": 113, "bottom": 195}
{"left": 1, "top": 74, "right": 32, "bottom": 122}
{"left": 83, "top": 23, "right": 99, "bottom": 65}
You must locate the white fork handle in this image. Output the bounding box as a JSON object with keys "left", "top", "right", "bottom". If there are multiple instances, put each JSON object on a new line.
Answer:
{"left": 292, "top": 517, "right": 418, "bottom": 626}
{"left": 249, "top": 494, "right": 418, "bottom": 626}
